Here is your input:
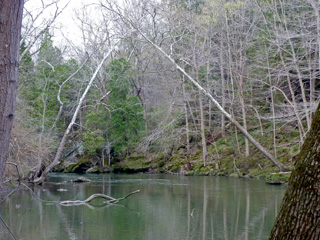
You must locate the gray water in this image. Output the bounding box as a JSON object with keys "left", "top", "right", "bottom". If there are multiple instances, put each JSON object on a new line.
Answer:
{"left": 0, "top": 173, "right": 286, "bottom": 240}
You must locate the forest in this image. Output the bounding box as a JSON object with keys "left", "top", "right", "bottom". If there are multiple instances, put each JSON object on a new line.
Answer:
{"left": 4, "top": 0, "right": 320, "bottom": 184}
{"left": 1, "top": 0, "right": 320, "bottom": 239}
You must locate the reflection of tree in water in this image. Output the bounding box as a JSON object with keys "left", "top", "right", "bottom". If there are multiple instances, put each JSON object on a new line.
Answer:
{"left": 1, "top": 175, "right": 285, "bottom": 240}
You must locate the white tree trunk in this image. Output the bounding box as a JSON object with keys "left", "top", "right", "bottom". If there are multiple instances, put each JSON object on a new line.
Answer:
{"left": 34, "top": 43, "right": 118, "bottom": 184}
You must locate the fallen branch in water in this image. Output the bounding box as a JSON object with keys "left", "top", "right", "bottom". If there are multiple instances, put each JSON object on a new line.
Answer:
{"left": 59, "top": 190, "right": 140, "bottom": 206}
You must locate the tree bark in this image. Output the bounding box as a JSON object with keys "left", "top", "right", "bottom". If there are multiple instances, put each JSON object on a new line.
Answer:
{"left": 269, "top": 102, "right": 320, "bottom": 239}
{"left": 0, "top": 0, "right": 24, "bottom": 190}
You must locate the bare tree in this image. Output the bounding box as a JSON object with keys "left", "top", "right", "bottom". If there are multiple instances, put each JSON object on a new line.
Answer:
{"left": 101, "top": 0, "right": 288, "bottom": 171}
{"left": 20, "top": 0, "right": 69, "bottom": 60}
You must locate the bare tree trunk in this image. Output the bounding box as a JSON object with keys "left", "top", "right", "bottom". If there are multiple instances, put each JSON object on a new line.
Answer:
{"left": 193, "top": 50, "right": 208, "bottom": 166}
{"left": 266, "top": 51, "right": 278, "bottom": 158}
{"left": 199, "top": 92, "right": 208, "bottom": 166}
{"left": 219, "top": 39, "right": 226, "bottom": 136}
{"left": 250, "top": 105, "right": 265, "bottom": 136}
{"left": 237, "top": 47, "right": 249, "bottom": 157}
{"left": 0, "top": 0, "right": 24, "bottom": 189}
{"left": 279, "top": 51, "right": 305, "bottom": 142}
{"left": 269, "top": 102, "right": 320, "bottom": 240}
{"left": 270, "top": 88, "right": 277, "bottom": 158}
{"left": 34, "top": 44, "right": 118, "bottom": 184}
{"left": 279, "top": 0, "right": 311, "bottom": 129}
{"left": 239, "top": 83, "right": 249, "bottom": 157}
{"left": 35, "top": 90, "right": 48, "bottom": 177}
{"left": 207, "top": 62, "right": 212, "bottom": 131}
{"left": 182, "top": 77, "right": 190, "bottom": 153}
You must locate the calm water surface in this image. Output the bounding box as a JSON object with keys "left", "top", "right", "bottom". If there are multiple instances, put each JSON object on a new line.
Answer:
{"left": 0, "top": 173, "right": 286, "bottom": 240}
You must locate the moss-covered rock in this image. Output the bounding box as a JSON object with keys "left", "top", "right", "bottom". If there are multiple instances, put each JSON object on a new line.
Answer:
{"left": 63, "top": 157, "right": 92, "bottom": 173}
{"left": 230, "top": 172, "right": 240, "bottom": 178}
{"left": 86, "top": 166, "right": 110, "bottom": 173}
{"left": 265, "top": 172, "right": 291, "bottom": 184}
{"left": 113, "top": 156, "right": 151, "bottom": 173}
{"left": 165, "top": 158, "right": 185, "bottom": 173}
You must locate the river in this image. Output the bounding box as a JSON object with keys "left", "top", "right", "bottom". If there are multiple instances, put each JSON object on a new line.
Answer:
{"left": 0, "top": 173, "right": 286, "bottom": 240}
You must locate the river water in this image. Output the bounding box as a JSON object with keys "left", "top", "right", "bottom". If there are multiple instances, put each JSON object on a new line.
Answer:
{"left": 0, "top": 173, "right": 286, "bottom": 240}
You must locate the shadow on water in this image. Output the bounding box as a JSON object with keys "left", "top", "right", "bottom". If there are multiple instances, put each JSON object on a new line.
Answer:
{"left": 0, "top": 173, "right": 286, "bottom": 240}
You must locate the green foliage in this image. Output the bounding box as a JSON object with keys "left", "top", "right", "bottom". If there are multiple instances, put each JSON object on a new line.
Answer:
{"left": 81, "top": 58, "right": 145, "bottom": 159}
{"left": 83, "top": 130, "right": 105, "bottom": 156}
{"left": 83, "top": 111, "right": 108, "bottom": 156}
{"left": 21, "top": 32, "right": 82, "bottom": 132}
{"left": 19, "top": 42, "right": 34, "bottom": 87}
{"left": 113, "top": 156, "right": 150, "bottom": 173}
{"left": 106, "top": 58, "right": 145, "bottom": 156}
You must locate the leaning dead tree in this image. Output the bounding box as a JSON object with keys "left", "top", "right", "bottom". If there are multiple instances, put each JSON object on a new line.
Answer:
{"left": 34, "top": 42, "right": 119, "bottom": 184}
{"left": 102, "top": 2, "right": 288, "bottom": 172}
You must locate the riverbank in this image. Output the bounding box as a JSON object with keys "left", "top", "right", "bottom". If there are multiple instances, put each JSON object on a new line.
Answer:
{"left": 57, "top": 146, "right": 294, "bottom": 184}
{"left": 111, "top": 154, "right": 292, "bottom": 184}
{"left": 54, "top": 124, "right": 298, "bottom": 184}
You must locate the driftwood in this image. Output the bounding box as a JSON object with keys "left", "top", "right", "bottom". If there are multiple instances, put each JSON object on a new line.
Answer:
{"left": 59, "top": 190, "right": 140, "bottom": 206}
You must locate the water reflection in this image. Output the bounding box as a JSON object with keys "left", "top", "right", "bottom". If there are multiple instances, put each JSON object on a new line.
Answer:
{"left": 0, "top": 174, "right": 286, "bottom": 240}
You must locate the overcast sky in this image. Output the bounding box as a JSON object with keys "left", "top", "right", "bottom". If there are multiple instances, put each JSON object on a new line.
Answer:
{"left": 24, "top": 0, "right": 101, "bottom": 47}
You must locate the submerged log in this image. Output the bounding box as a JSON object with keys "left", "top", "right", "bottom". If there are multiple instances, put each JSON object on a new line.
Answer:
{"left": 59, "top": 190, "right": 140, "bottom": 206}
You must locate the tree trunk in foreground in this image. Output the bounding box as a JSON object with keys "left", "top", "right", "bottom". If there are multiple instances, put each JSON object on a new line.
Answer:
{"left": 269, "top": 102, "right": 320, "bottom": 240}
{"left": 0, "top": 0, "right": 24, "bottom": 190}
